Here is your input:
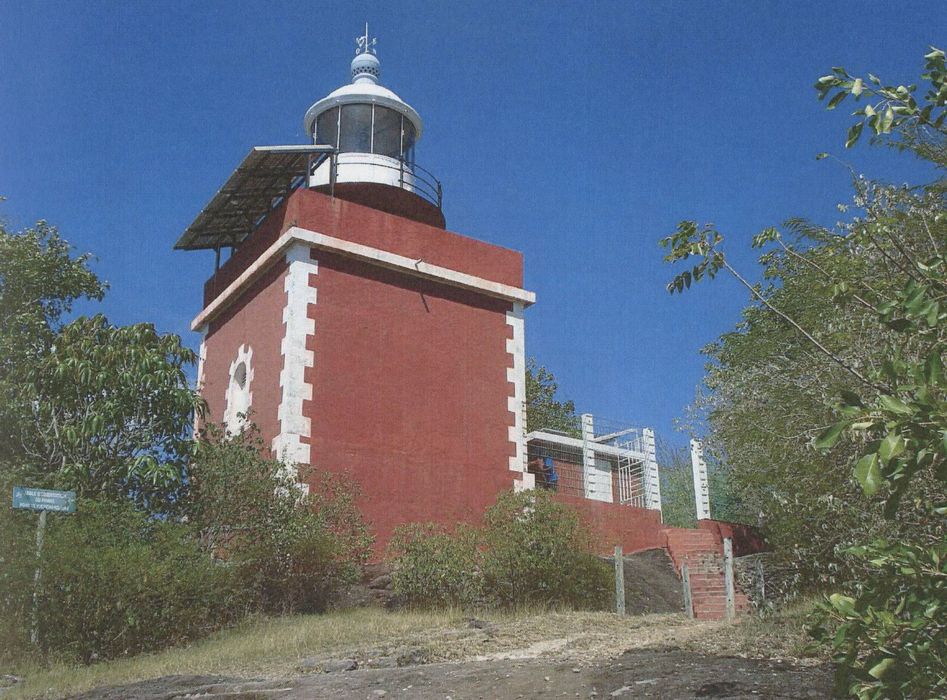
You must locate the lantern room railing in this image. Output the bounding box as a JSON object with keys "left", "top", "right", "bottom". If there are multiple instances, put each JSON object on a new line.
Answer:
{"left": 326, "top": 155, "right": 443, "bottom": 210}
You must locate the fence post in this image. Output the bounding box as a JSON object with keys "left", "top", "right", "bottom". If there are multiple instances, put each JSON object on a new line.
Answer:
{"left": 31, "top": 509, "right": 47, "bottom": 647}
{"left": 614, "top": 545, "right": 625, "bottom": 615}
{"left": 681, "top": 563, "right": 693, "bottom": 619}
{"left": 724, "top": 537, "right": 735, "bottom": 621}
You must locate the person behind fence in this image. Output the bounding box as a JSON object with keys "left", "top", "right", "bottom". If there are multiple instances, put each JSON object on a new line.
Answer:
{"left": 540, "top": 456, "right": 558, "bottom": 491}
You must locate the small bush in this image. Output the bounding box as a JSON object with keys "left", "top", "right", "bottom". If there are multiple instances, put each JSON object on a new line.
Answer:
{"left": 1, "top": 498, "right": 241, "bottom": 664}
{"left": 388, "top": 523, "right": 483, "bottom": 607}
{"left": 188, "top": 423, "right": 372, "bottom": 614}
{"left": 389, "top": 490, "right": 611, "bottom": 611}
{"left": 1, "top": 422, "right": 373, "bottom": 664}
{"left": 0, "top": 502, "right": 40, "bottom": 661}
{"left": 481, "top": 490, "right": 611, "bottom": 609}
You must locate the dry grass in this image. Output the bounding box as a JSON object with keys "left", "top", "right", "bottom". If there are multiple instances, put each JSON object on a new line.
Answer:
{"left": 679, "top": 597, "right": 826, "bottom": 662}
{"left": 4, "top": 608, "right": 463, "bottom": 699}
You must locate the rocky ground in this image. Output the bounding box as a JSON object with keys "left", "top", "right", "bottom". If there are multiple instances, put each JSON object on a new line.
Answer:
{"left": 67, "top": 613, "right": 832, "bottom": 700}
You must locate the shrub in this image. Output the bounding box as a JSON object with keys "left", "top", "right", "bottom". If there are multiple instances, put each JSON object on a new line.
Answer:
{"left": 187, "top": 423, "right": 372, "bottom": 614}
{"left": 1, "top": 497, "right": 241, "bottom": 664}
{"left": 388, "top": 523, "right": 483, "bottom": 607}
{"left": 481, "top": 490, "right": 611, "bottom": 609}
{"left": 389, "top": 490, "right": 611, "bottom": 611}
{"left": 0, "top": 500, "right": 39, "bottom": 661}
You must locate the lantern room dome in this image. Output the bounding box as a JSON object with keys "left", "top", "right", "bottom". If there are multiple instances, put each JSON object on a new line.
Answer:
{"left": 302, "top": 26, "right": 443, "bottom": 229}
{"left": 303, "top": 82, "right": 423, "bottom": 140}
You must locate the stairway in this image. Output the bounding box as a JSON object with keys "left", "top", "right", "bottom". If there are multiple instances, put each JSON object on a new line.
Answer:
{"left": 662, "top": 527, "right": 750, "bottom": 620}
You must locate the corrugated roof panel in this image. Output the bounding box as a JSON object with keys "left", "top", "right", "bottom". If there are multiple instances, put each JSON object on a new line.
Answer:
{"left": 174, "top": 145, "right": 335, "bottom": 251}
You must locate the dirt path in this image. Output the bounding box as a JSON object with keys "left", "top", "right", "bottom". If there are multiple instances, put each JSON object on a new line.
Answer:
{"left": 69, "top": 614, "right": 833, "bottom": 700}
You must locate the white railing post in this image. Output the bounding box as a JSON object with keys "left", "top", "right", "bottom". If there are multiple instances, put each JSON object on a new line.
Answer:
{"left": 642, "top": 428, "right": 662, "bottom": 516}
{"left": 690, "top": 439, "right": 711, "bottom": 521}
{"left": 581, "top": 413, "right": 595, "bottom": 500}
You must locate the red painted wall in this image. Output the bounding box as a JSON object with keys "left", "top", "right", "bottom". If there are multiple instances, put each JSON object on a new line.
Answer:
{"left": 200, "top": 260, "right": 288, "bottom": 444}
{"left": 197, "top": 190, "right": 529, "bottom": 554}
{"left": 554, "top": 493, "right": 666, "bottom": 555}
{"left": 204, "top": 188, "right": 523, "bottom": 306}
{"left": 305, "top": 249, "right": 517, "bottom": 551}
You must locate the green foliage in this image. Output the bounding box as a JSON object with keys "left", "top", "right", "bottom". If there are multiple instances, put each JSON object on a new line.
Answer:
{"left": 187, "top": 423, "right": 372, "bottom": 614}
{"left": 0, "top": 219, "right": 105, "bottom": 360}
{"left": 815, "top": 47, "right": 947, "bottom": 151}
{"left": 658, "top": 444, "right": 748, "bottom": 529}
{"left": 0, "top": 222, "right": 201, "bottom": 513}
{"left": 389, "top": 490, "right": 611, "bottom": 610}
{"left": 388, "top": 523, "right": 484, "bottom": 607}
{"left": 13, "top": 315, "right": 201, "bottom": 510}
{"left": 525, "top": 358, "right": 579, "bottom": 435}
{"left": 810, "top": 540, "right": 947, "bottom": 699}
{"left": 0, "top": 495, "right": 240, "bottom": 664}
{"left": 481, "top": 491, "right": 611, "bottom": 609}
{"left": 660, "top": 49, "right": 947, "bottom": 697}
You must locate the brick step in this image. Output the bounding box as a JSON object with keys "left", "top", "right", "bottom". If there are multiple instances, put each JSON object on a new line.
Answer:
{"left": 669, "top": 540, "right": 719, "bottom": 548}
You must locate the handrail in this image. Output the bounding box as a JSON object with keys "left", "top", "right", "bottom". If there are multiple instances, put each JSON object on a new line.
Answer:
{"left": 329, "top": 156, "right": 443, "bottom": 209}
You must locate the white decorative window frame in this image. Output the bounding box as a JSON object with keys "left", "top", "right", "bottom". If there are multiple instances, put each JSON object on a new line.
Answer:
{"left": 223, "top": 344, "right": 254, "bottom": 434}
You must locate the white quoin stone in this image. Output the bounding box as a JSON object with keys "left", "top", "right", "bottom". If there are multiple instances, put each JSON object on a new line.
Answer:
{"left": 507, "top": 302, "right": 533, "bottom": 491}
{"left": 271, "top": 244, "right": 318, "bottom": 494}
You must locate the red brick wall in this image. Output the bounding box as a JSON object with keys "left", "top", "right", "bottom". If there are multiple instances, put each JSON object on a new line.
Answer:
{"left": 696, "top": 519, "right": 768, "bottom": 557}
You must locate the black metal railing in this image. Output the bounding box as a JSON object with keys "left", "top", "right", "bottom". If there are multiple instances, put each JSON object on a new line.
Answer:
{"left": 328, "top": 155, "right": 443, "bottom": 209}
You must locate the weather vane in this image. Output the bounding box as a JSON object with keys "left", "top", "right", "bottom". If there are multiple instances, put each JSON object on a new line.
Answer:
{"left": 355, "top": 23, "right": 377, "bottom": 55}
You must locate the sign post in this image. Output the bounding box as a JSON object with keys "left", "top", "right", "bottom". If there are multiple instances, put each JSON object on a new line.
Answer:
{"left": 12, "top": 487, "right": 76, "bottom": 648}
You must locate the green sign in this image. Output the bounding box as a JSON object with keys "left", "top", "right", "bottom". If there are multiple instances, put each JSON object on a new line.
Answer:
{"left": 12, "top": 487, "right": 76, "bottom": 513}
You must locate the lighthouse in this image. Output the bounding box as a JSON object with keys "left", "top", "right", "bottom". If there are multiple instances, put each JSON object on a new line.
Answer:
{"left": 175, "top": 30, "right": 536, "bottom": 550}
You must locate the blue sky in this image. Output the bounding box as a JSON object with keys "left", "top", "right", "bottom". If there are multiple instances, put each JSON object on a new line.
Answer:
{"left": 1, "top": 1, "right": 943, "bottom": 445}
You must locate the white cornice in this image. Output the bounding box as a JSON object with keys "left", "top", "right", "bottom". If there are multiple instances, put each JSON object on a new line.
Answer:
{"left": 192, "top": 226, "right": 535, "bottom": 332}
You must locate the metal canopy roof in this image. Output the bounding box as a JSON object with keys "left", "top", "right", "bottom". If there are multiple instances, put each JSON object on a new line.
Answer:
{"left": 174, "top": 145, "right": 335, "bottom": 251}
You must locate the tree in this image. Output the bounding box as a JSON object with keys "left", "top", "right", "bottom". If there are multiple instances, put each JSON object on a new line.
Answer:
{"left": 0, "top": 220, "right": 105, "bottom": 463}
{"left": 661, "top": 48, "right": 946, "bottom": 698}
{"left": 0, "top": 219, "right": 105, "bottom": 358}
{"left": 525, "top": 358, "right": 579, "bottom": 434}
{"left": 0, "top": 221, "right": 201, "bottom": 512}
